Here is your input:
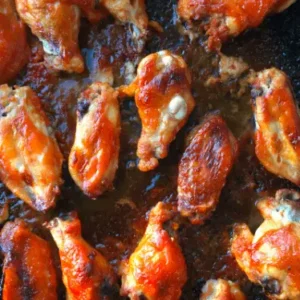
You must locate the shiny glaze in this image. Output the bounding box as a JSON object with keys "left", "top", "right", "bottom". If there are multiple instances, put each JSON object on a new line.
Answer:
{"left": 0, "top": 219, "right": 57, "bottom": 300}
{"left": 0, "top": 1, "right": 299, "bottom": 299}
{"left": 0, "top": 0, "right": 29, "bottom": 84}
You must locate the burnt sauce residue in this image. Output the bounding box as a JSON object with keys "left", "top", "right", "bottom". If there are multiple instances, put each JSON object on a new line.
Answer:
{"left": 1, "top": 0, "right": 300, "bottom": 299}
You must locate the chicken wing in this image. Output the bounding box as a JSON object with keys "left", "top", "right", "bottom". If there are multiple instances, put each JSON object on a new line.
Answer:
{"left": 48, "top": 213, "right": 117, "bottom": 300}
{"left": 0, "top": 85, "right": 63, "bottom": 211}
{"left": 178, "top": 114, "right": 238, "bottom": 224}
{"left": 251, "top": 68, "right": 300, "bottom": 185}
{"left": 101, "top": 0, "right": 148, "bottom": 50}
{"left": 200, "top": 279, "right": 245, "bottom": 300}
{"left": 0, "top": 219, "right": 57, "bottom": 300}
{"left": 120, "top": 202, "right": 187, "bottom": 300}
{"left": 177, "top": 0, "right": 296, "bottom": 50}
{"left": 69, "top": 82, "right": 120, "bottom": 198}
{"left": 15, "top": 0, "right": 84, "bottom": 73}
{"left": 0, "top": 0, "right": 29, "bottom": 84}
{"left": 119, "top": 50, "right": 195, "bottom": 171}
{"left": 231, "top": 189, "right": 300, "bottom": 299}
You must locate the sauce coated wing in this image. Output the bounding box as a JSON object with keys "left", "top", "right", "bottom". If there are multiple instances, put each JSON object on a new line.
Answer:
{"left": 0, "top": 0, "right": 29, "bottom": 83}
{"left": 16, "top": 0, "right": 84, "bottom": 73}
{"left": 178, "top": 114, "right": 238, "bottom": 224}
{"left": 178, "top": 0, "right": 296, "bottom": 50}
{"left": 120, "top": 202, "right": 187, "bottom": 300}
{"left": 0, "top": 219, "right": 57, "bottom": 300}
{"left": 120, "top": 50, "right": 195, "bottom": 171}
{"left": 231, "top": 189, "right": 300, "bottom": 299}
{"left": 48, "top": 213, "right": 117, "bottom": 300}
{"left": 200, "top": 279, "right": 246, "bottom": 300}
{"left": 251, "top": 68, "right": 300, "bottom": 185}
{"left": 69, "top": 82, "right": 120, "bottom": 198}
{"left": 0, "top": 85, "right": 63, "bottom": 211}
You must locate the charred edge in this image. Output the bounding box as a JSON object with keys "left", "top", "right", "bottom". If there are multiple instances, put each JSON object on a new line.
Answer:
{"left": 77, "top": 99, "right": 90, "bottom": 119}
{"left": 261, "top": 278, "right": 281, "bottom": 295}
{"left": 251, "top": 87, "right": 264, "bottom": 100}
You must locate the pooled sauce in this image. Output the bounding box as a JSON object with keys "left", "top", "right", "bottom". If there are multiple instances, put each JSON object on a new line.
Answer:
{"left": 0, "top": 0, "right": 299, "bottom": 299}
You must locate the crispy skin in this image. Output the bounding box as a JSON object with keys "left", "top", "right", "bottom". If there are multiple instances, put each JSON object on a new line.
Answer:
{"left": 0, "top": 0, "right": 29, "bottom": 84}
{"left": 119, "top": 50, "right": 195, "bottom": 171}
{"left": 231, "top": 189, "right": 300, "bottom": 299}
{"left": 69, "top": 83, "right": 120, "bottom": 198}
{"left": 0, "top": 85, "right": 63, "bottom": 211}
{"left": 200, "top": 279, "right": 246, "bottom": 300}
{"left": 177, "top": 0, "right": 296, "bottom": 50}
{"left": 48, "top": 213, "right": 116, "bottom": 300}
{"left": 0, "top": 219, "right": 57, "bottom": 300}
{"left": 178, "top": 114, "right": 238, "bottom": 224}
{"left": 16, "top": 0, "right": 84, "bottom": 73}
{"left": 251, "top": 68, "right": 300, "bottom": 185}
{"left": 120, "top": 202, "right": 187, "bottom": 300}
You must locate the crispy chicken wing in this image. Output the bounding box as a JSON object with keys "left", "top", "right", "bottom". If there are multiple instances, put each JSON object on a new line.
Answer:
{"left": 120, "top": 202, "right": 187, "bottom": 300}
{"left": 0, "top": 0, "right": 29, "bottom": 84}
{"left": 200, "top": 279, "right": 245, "bottom": 300}
{"left": 251, "top": 68, "right": 300, "bottom": 185}
{"left": 119, "top": 50, "right": 195, "bottom": 171}
{"left": 0, "top": 219, "right": 57, "bottom": 300}
{"left": 48, "top": 213, "right": 117, "bottom": 300}
{"left": 231, "top": 189, "right": 300, "bottom": 299}
{"left": 16, "top": 0, "right": 84, "bottom": 73}
{"left": 178, "top": 114, "right": 238, "bottom": 224}
{"left": 69, "top": 82, "right": 120, "bottom": 198}
{"left": 177, "top": 0, "right": 296, "bottom": 50}
{"left": 0, "top": 85, "right": 63, "bottom": 211}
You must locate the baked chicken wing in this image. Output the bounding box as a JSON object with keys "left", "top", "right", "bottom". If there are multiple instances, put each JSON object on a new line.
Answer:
{"left": 48, "top": 213, "right": 117, "bottom": 300}
{"left": 15, "top": 0, "right": 84, "bottom": 73}
{"left": 0, "top": 85, "right": 63, "bottom": 211}
{"left": 0, "top": 219, "right": 57, "bottom": 300}
{"left": 178, "top": 114, "right": 238, "bottom": 224}
{"left": 119, "top": 50, "right": 195, "bottom": 171}
{"left": 231, "top": 189, "right": 300, "bottom": 299}
{"left": 69, "top": 82, "right": 120, "bottom": 198}
{"left": 251, "top": 68, "right": 300, "bottom": 185}
{"left": 0, "top": 0, "right": 29, "bottom": 84}
{"left": 177, "top": 0, "right": 296, "bottom": 50}
{"left": 200, "top": 279, "right": 245, "bottom": 300}
{"left": 120, "top": 202, "right": 187, "bottom": 300}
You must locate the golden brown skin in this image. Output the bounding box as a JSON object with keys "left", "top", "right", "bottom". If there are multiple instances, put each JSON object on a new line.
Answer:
{"left": 231, "top": 189, "right": 300, "bottom": 299}
{"left": 0, "top": 219, "right": 57, "bottom": 300}
{"left": 200, "top": 279, "right": 246, "bottom": 300}
{"left": 178, "top": 114, "right": 238, "bottom": 224}
{"left": 69, "top": 82, "right": 120, "bottom": 198}
{"left": 119, "top": 50, "right": 195, "bottom": 172}
{"left": 15, "top": 0, "right": 84, "bottom": 73}
{"left": 0, "top": 0, "right": 29, "bottom": 84}
{"left": 177, "top": 0, "right": 296, "bottom": 50}
{"left": 48, "top": 213, "right": 117, "bottom": 300}
{"left": 0, "top": 85, "right": 63, "bottom": 211}
{"left": 120, "top": 202, "right": 188, "bottom": 300}
{"left": 251, "top": 68, "right": 300, "bottom": 185}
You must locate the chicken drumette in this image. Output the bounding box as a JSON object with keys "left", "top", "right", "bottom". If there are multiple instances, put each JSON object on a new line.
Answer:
{"left": 0, "top": 219, "right": 57, "bottom": 300}
{"left": 0, "top": 85, "right": 63, "bottom": 211}
{"left": 69, "top": 82, "right": 120, "bottom": 198}
{"left": 178, "top": 114, "right": 238, "bottom": 224}
{"left": 119, "top": 50, "right": 195, "bottom": 171}
{"left": 200, "top": 279, "right": 245, "bottom": 300}
{"left": 232, "top": 189, "right": 300, "bottom": 299}
{"left": 251, "top": 68, "right": 300, "bottom": 185}
{"left": 15, "top": 0, "right": 84, "bottom": 73}
{"left": 48, "top": 213, "right": 117, "bottom": 300}
{"left": 0, "top": 0, "right": 29, "bottom": 84}
{"left": 178, "top": 0, "right": 296, "bottom": 50}
{"left": 120, "top": 202, "right": 187, "bottom": 300}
